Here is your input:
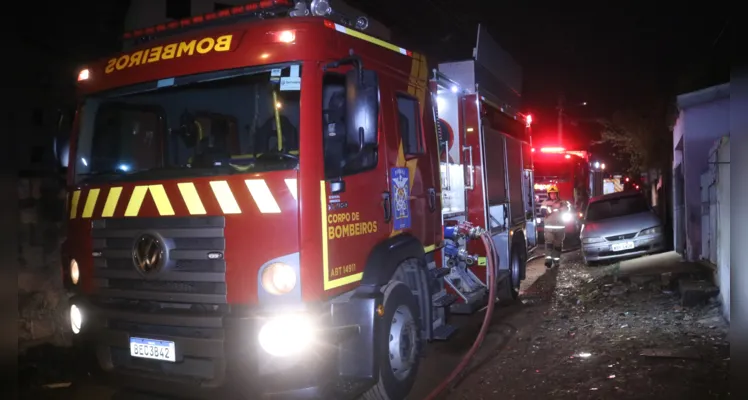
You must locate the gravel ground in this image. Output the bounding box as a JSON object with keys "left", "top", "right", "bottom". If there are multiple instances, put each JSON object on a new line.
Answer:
{"left": 19, "top": 251, "right": 730, "bottom": 400}
{"left": 446, "top": 250, "right": 730, "bottom": 400}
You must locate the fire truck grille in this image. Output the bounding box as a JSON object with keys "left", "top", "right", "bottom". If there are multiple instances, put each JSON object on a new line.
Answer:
{"left": 91, "top": 216, "right": 227, "bottom": 304}
{"left": 89, "top": 216, "right": 228, "bottom": 384}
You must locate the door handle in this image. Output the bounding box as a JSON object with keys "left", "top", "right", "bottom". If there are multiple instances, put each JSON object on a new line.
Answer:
{"left": 382, "top": 192, "right": 392, "bottom": 222}
{"left": 428, "top": 188, "right": 436, "bottom": 212}
{"left": 463, "top": 145, "right": 474, "bottom": 190}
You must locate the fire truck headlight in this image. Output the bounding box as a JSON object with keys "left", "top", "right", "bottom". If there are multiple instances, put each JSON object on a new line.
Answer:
{"left": 70, "top": 304, "right": 83, "bottom": 334}
{"left": 70, "top": 259, "right": 80, "bottom": 285}
{"left": 561, "top": 212, "right": 573, "bottom": 223}
{"left": 258, "top": 314, "right": 315, "bottom": 357}
{"left": 261, "top": 262, "right": 297, "bottom": 295}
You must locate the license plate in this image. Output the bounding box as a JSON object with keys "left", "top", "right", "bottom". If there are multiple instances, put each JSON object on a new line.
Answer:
{"left": 611, "top": 241, "right": 635, "bottom": 252}
{"left": 129, "top": 337, "right": 176, "bottom": 362}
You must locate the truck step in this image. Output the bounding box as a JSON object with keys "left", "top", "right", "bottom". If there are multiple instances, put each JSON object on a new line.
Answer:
{"left": 430, "top": 267, "right": 450, "bottom": 280}
{"left": 432, "top": 324, "right": 458, "bottom": 341}
{"left": 433, "top": 293, "right": 459, "bottom": 308}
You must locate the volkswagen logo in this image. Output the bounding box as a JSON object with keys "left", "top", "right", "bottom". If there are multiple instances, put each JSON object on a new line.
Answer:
{"left": 132, "top": 234, "right": 164, "bottom": 275}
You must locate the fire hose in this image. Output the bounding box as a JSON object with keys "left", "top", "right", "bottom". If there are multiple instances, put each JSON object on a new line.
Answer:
{"left": 424, "top": 232, "right": 579, "bottom": 399}
{"left": 422, "top": 232, "right": 497, "bottom": 400}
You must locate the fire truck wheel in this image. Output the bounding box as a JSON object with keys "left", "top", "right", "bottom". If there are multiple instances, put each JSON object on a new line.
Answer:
{"left": 362, "top": 280, "right": 421, "bottom": 400}
{"left": 498, "top": 248, "right": 521, "bottom": 304}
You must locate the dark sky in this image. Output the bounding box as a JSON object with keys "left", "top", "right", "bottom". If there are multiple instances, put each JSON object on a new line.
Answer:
{"left": 346, "top": 0, "right": 730, "bottom": 148}
{"left": 16, "top": 0, "right": 730, "bottom": 158}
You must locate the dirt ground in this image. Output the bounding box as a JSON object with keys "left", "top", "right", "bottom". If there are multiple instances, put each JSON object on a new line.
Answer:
{"left": 437, "top": 251, "right": 730, "bottom": 400}
{"left": 19, "top": 251, "right": 730, "bottom": 400}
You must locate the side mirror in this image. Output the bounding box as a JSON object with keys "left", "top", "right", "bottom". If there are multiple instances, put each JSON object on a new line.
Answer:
{"left": 345, "top": 69, "right": 379, "bottom": 151}
{"left": 53, "top": 110, "right": 73, "bottom": 169}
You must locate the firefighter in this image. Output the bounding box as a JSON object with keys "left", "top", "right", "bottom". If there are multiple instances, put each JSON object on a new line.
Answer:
{"left": 540, "top": 185, "right": 566, "bottom": 268}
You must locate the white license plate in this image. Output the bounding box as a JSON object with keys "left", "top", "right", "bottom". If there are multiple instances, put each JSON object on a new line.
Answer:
{"left": 129, "top": 337, "right": 176, "bottom": 362}
{"left": 611, "top": 241, "right": 635, "bottom": 252}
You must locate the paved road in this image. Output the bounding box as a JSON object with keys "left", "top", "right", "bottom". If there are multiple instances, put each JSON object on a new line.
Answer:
{"left": 20, "top": 256, "right": 552, "bottom": 400}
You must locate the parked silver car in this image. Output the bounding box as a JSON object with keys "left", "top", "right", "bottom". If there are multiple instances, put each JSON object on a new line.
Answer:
{"left": 580, "top": 191, "right": 664, "bottom": 264}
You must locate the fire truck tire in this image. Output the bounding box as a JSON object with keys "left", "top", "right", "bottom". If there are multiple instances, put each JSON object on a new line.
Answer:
{"left": 361, "top": 280, "right": 422, "bottom": 400}
{"left": 498, "top": 247, "right": 521, "bottom": 304}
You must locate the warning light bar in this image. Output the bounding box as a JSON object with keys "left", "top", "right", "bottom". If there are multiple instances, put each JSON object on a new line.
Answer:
{"left": 123, "top": 0, "right": 294, "bottom": 40}
{"left": 540, "top": 147, "right": 565, "bottom": 153}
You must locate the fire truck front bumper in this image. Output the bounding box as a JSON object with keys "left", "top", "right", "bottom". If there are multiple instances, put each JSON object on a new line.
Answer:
{"left": 69, "top": 292, "right": 383, "bottom": 399}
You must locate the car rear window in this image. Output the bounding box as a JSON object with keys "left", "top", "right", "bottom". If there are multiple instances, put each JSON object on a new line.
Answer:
{"left": 586, "top": 195, "right": 649, "bottom": 221}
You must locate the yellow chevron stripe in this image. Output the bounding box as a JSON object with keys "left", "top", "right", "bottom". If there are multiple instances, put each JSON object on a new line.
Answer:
{"left": 102, "top": 187, "right": 122, "bottom": 217}
{"left": 81, "top": 188, "right": 100, "bottom": 218}
{"left": 69, "top": 190, "right": 81, "bottom": 219}
{"left": 148, "top": 185, "right": 175, "bottom": 216}
{"left": 210, "top": 181, "right": 241, "bottom": 214}
{"left": 245, "top": 179, "right": 281, "bottom": 214}
{"left": 125, "top": 186, "right": 148, "bottom": 217}
{"left": 177, "top": 182, "right": 206, "bottom": 215}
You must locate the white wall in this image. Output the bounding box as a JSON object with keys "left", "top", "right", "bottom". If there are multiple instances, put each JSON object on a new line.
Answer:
{"left": 673, "top": 84, "right": 729, "bottom": 261}
{"left": 715, "top": 138, "right": 730, "bottom": 321}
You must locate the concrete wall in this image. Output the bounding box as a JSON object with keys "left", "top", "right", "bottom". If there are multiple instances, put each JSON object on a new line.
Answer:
{"left": 17, "top": 174, "right": 70, "bottom": 350}
{"left": 672, "top": 83, "right": 729, "bottom": 261}
{"left": 711, "top": 137, "right": 730, "bottom": 321}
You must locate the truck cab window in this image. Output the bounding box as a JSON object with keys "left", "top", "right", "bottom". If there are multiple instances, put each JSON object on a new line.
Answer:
{"left": 322, "top": 72, "right": 378, "bottom": 178}
{"left": 396, "top": 94, "right": 424, "bottom": 155}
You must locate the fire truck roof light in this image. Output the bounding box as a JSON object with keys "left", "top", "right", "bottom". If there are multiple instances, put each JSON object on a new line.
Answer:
{"left": 540, "top": 147, "right": 565, "bottom": 153}
{"left": 565, "top": 154, "right": 571, "bottom": 159}
{"left": 123, "top": 0, "right": 294, "bottom": 40}
{"left": 77, "top": 68, "right": 90, "bottom": 81}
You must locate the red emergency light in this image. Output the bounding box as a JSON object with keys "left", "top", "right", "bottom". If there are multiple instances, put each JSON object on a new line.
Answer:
{"left": 540, "top": 147, "right": 565, "bottom": 153}
{"left": 123, "top": 0, "right": 294, "bottom": 39}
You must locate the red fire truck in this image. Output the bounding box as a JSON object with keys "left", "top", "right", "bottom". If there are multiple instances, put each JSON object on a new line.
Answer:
{"left": 60, "top": 2, "right": 533, "bottom": 399}
{"left": 532, "top": 146, "right": 597, "bottom": 238}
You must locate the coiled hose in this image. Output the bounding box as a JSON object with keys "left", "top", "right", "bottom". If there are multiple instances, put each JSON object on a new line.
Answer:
{"left": 422, "top": 232, "right": 498, "bottom": 400}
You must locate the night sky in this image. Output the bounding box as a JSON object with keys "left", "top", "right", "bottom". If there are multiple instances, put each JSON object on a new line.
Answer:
{"left": 14, "top": 0, "right": 730, "bottom": 171}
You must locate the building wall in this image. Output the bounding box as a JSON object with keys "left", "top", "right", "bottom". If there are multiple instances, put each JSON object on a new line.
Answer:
{"left": 672, "top": 84, "right": 729, "bottom": 261}
{"left": 714, "top": 138, "right": 730, "bottom": 321}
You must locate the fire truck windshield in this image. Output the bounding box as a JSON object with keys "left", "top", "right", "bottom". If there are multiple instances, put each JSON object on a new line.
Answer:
{"left": 533, "top": 162, "right": 572, "bottom": 182}
{"left": 74, "top": 64, "right": 302, "bottom": 183}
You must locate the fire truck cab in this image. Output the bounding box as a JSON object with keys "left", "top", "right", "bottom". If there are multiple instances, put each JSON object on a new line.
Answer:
{"left": 61, "top": 2, "right": 531, "bottom": 399}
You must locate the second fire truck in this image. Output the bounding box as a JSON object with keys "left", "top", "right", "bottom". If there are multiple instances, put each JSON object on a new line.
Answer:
{"left": 60, "top": 2, "right": 534, "bottom": 399}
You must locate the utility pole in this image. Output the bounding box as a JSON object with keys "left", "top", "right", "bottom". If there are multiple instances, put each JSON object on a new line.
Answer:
{"left": 557, "top": 93, "right": 565, "bottom": 144}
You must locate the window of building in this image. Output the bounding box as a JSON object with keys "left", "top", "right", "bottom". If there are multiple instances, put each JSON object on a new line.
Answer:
{"left": 396, "top": 94, "right": 424, "bottom": 155}
{"left": 166, "top": 0, "right": 191, "bottom": 20}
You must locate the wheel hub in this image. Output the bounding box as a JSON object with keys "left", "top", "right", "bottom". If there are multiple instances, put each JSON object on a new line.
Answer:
{"left": 388, "top": 305, "right": 417, "bottom": 381}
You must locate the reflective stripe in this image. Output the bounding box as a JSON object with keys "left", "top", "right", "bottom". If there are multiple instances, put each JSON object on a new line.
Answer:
{"left": 177, "top": 182, "right": 207, "bottom": 215}
{"left": 82, "top": 188, "right": 100, "bottom": 218}
{"left": 328, "top": 22, "right": 410, "bottom": 56}
{"left": 210, "top": 181, "right": 241, "bottom": 214}
{"left": 545, "top": 225, "right": 566, "bottom": 229}
{"left": 69, "top": 190, "right": 81, "bottom": 219}
{"left": 102, "top": 187, "right": 122, "bottom": 217}
{"left": 148, "top": 185, "right": 175, "bottom": 216}
{"left": 284, "top": 178, "right": 298, "bottom": 201}
{"left": 125, "top": 186, "right": 148, "bottom": 217}
{"left": 245, "top": 179, "right": 281, "bottom": 214}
